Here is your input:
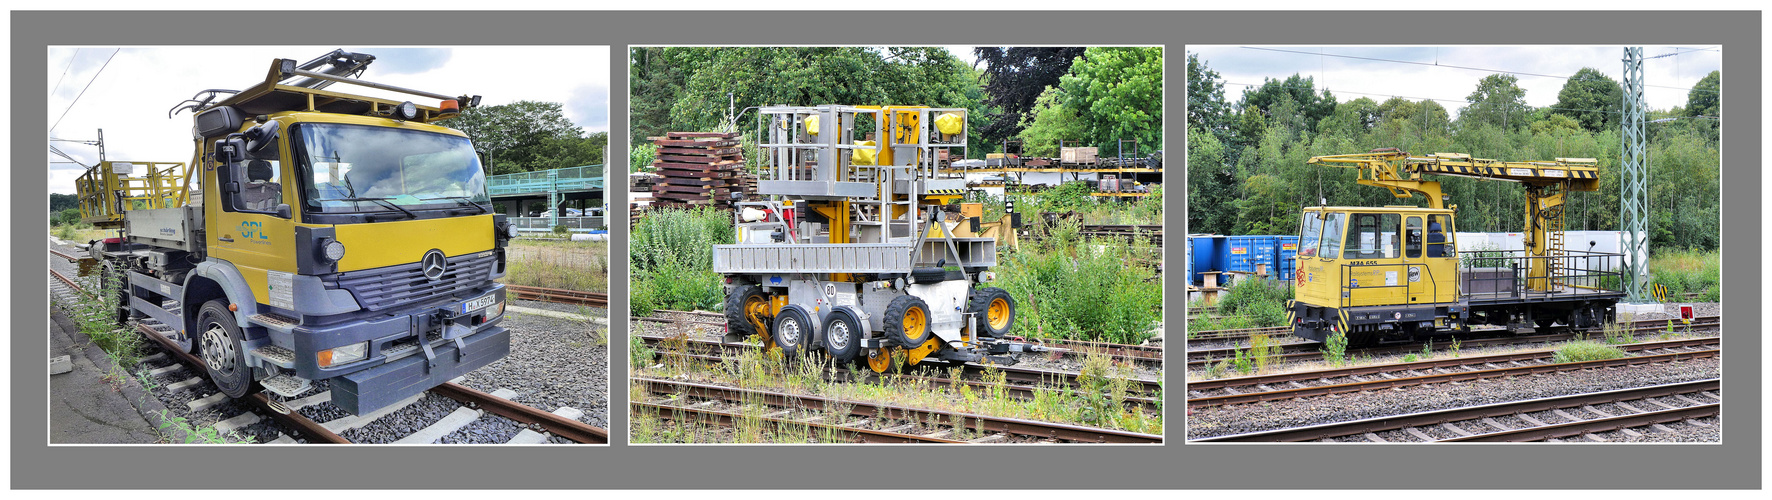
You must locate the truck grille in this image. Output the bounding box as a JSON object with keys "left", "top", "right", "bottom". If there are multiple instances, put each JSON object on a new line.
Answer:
{"left": 333, "top": 252, "right": 496, "bottom": 312}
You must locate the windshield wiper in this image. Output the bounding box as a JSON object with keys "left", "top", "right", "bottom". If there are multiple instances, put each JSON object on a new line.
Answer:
{"left": 419, "top": 195, "right": 490, "bottom": 215}
{"left": 332, "top": 197, "right": 417, "bottom": 220}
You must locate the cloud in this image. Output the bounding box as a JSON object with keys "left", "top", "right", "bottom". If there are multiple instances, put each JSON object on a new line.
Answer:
{"left": 567, "top": 83, "right": 610, "bottom": 132}
{"left": 351, "top": 48, "right": 453, "bottom": 74}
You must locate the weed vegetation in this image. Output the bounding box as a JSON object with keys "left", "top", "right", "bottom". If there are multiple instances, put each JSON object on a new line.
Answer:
{"left": 1552, "top": 340, "right": 1629, "bottom": 364}
{"left": 502, "top": 239, "right": 610, "bottom": 293}
{"left": 629, "top": 207, "right": 732, "bottom": 316}
{"left": 1650, "top": 250, "right": 1721, "bottom": 302}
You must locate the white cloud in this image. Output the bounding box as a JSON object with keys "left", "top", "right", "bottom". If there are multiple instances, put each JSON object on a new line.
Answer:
{"left": 44, "top": 46, "right": 610, "bottom": 195}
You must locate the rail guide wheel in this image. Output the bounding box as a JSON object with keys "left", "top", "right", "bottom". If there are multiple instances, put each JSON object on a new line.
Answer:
{"left": 724, "top": 285, "right": 776, "bottom": 349}
{"left": 866, "top": 347, "right": 895, "bottom": 373}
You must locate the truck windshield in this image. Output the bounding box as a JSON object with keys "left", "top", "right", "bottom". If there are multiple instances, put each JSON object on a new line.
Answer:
{"left": 295, "top": 123, "right": 488, "bottom": 215}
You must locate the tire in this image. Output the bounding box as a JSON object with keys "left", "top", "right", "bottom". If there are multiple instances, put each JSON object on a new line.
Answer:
{"left": 909, "top": 268, "right": 948, "bottom": 284}
{"left": 822, "top": 310, "right": 863, "bottom": 364}
{"left": 772, "top": 307, "right": 814, "bottom": 359}
{"left": 883, "top": 295, "right": 933, "bottom": 348}
{"left": 966, "top": 287, "right": 1016, "bottom": 338}
{"left": 196, "top": 300, "right": 256, "bottom": 398}
{"left": 724, "top": 284, "right": 770, "bottom": 341}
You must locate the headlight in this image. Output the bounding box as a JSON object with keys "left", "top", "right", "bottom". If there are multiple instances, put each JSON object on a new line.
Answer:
{"left": 394, "top": 101, "right": 418, "bottom": 120}
{"left": 487, "top": 300, "right": 505, "bottom": 319}
{"left": 505, "top": 223, "right": 519, "bottom": 238}
{"left": 321, "top": 240, "right": 346, "bottom": 262}
{"left": 318, "top": 342, "right": 369, "bottom": 368}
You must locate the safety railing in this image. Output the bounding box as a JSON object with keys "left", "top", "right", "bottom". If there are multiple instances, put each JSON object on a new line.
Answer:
{"left": 1458, "top": 249, "right": 1625, "bottom": 301}
{"left": 75, "top": 161, "right": 190, "bottom": 227}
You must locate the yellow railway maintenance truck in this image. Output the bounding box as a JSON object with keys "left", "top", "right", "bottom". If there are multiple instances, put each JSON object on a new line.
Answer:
{"left": 1288, "top": 149, "right": 1627, "bottom": 346}
{"left": 714, "top": 105, "right": 1051, "bottom": 373}
{"left": 76, "top": 51, "right": 516, "bottom": 415}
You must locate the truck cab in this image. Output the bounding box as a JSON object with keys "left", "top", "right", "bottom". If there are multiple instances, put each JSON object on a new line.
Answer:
{"left": 84, "top": 51, "right": 515, "bottom": 414}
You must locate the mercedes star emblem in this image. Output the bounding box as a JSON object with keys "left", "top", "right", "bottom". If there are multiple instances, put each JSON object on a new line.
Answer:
{"left": 422, "top": 250, "right": 447, "bottom": 281}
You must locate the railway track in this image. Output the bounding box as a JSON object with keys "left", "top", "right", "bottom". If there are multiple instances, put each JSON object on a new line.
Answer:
{"left": 1187, "top": 315, "right": 1721, "bottom": 356}
{"left": 633, "top": 377, "right": 1162, "bottom": 444}
{"left": 1185, "top": 336, "right": 1719, "bottom": 409}
{"left": 638, "top": 309, "right": 1163, "bottom": 369}
{"left": 1195, "top": 379, "right": 1719, "bottom": 443}
{"left": 52, "top": 267, "right": 608, "bottom": 444}
{"left": 504, "top": 284, "right": 608, "bottom": 308}
{"left": 633, "top": 332, "right": 1162, "bottom": 412}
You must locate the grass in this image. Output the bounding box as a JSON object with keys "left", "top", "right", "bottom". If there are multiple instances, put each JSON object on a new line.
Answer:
{"left": 51, "top": 225, "right": 115, "bottom": 243}
{"left": 629, "top": 207, "right": 733, "bottom": 316}
{"left": 996, "top": 221, "right": 1162, "bottom": 344}
{"left": 628, "top": 339, "right": 1163, "bottom": 441}
{"left": 1319, "top": 331, "right": 1349, "bottom": 367}
{"left": 500, "top": 239, "right": 610, "bottom": 293}
{"left": 1552, "top": 340, "right": 1629, "bottom": 364}
{"left": 1650, "top": 249, "right": 1721, "bottom": 302}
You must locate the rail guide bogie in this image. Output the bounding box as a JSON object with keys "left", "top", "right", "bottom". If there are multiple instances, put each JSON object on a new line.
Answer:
{"left": 714, "top": 105, "right": 1056, "bottom": 372}
{"left": 75, "top": 50, "right": 515, "bottom": 415}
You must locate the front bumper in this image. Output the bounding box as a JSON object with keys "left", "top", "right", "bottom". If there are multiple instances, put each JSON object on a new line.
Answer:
{"left": 331, "top": 325, "right": 510, "bottom": 415}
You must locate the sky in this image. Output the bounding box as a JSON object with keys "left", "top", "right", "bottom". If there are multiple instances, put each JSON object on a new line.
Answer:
{"left": 46, "top": 46, "right": 610, "bottom": 195}
{"left": 1189, "top": 45, "right": 1720, "bottom": 119}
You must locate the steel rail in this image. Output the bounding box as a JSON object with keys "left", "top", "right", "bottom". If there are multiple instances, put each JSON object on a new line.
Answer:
{"left": 630, "top": 401, "right": 967, "bottom": 444}
{"left": 131, "top": 323, "right": 350, "bottom": 444}
{"left": 636, "top": 377, "right": 1161, "bottom": 443}
{"left": 1187, "top": 346, "right": 1719, "bottom": 409}
{"left": 1196, "top": 379, "right": 1720, "bottom": 442}
{"left": 50, "top": 269, "right": 94, "bottom": 299}
{"left": 431, "top": 382, "right": 609, "bottom": 444}
{"left": 1188, "top": 315, "right": 1720, "bottom": 345}
{"left": 637, "top": 334, "right": 1162, "bottom": 412}
{"left": 504, "top": 284, "right": 609, "bottom": 307}
{"left": 1186, "top": 316, "right": 1722, "bottom": 366}
{"left": 636, "top": 331, "right": 1162, "bottom": 397}
{"left": 50, "top": 249, "right": 82, "bottom": 262}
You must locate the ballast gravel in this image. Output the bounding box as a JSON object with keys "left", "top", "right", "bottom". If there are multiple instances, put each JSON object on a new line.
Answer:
{"left": 1187, "top": 357, "right": 1720, "bottom": 441}
{"left": 455, "top": 302, "right": 610, "bottom": 429}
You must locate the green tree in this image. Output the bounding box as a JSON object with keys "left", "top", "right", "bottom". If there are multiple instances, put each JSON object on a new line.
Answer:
{"left": 1186, "top": 52, "right": 1230, "bottom": 142}
{"left": 1016, "top": 87, "right": 1089, "bottom": 157}
{"left": 1058, "top": 47, "right": 1164, "bottom": 151}
{"left": 50, "top": 193, "right": 79, "bottom": 213}
{"left": 1461, "top": 74, "right": 1531, "bottom": 131}
{"left": 1685, "top": 70, "right": 1719, "bottom": 119}
{"left": 1551, "top": 67, "right": 1622, "bottom": 132}
{"left": 449, "top": 100, "right": 590, "bottom": 174}
{"left": 973, "top": 47, "right": 1085, "bottom": 143}
{"left": 1238, "top": 74, "right": 1337, "bottom": 137}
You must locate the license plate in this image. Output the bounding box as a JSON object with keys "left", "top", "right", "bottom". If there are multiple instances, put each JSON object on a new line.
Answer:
{"left": 462, "top": 294, "right": 498, "bottom": 314}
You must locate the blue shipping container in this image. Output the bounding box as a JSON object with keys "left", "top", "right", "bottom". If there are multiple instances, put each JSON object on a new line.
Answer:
{"left": 1275, "top": 235, "right": 1300, "bottom": 282}
{"left": 1190, "top": 235, "right": 1221, "bottom": 286}
{"left": 1225, "top": 235, "right": 1278, "bottom": 277}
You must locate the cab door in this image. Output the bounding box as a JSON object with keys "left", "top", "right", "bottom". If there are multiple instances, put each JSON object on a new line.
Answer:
{"left": 206, "top": 136, "right": 299, "bottom": 311}
{"left": 1400, "top": 215, "right": 1434, "bottom": 304}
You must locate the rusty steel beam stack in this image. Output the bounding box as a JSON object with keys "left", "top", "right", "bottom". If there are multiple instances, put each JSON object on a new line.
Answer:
{"left": 648, "top": 132, "right": 751, "bottom": 209}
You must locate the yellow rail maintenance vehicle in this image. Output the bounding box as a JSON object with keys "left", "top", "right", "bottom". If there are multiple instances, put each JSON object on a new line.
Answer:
{"left": 77, "top": 51, "right": 516, "bottom": 415}
{"left": 1288, "top": 149, "right": 1628, "bottom": 346}
{"left": 714, "top": 105, "right": 1053, "bottom": 372}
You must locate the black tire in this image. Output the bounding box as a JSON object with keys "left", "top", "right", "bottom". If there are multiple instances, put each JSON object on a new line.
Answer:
{"left": 724, "top": 284, "right": 770, "bottom": 341}
{"left": 822, "top": 310, "right": 864, "bottom": 364}
{"left": 772, "top": 307, "right": 814, "bottom": 359}
{"left": 967, "top": 287, "right": 1016, "bottom": 338}
{"left": 196, "top": 300, "right": 256, "bottom": 398}
{"left": 909, "top": 268, "right": 948, "bottom": 284}
{"left": 883, "top": 295, "right": 933, "bottom": 348}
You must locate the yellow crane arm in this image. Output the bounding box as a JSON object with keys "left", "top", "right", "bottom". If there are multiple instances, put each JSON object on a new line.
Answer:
{"left": 1305, "top": 150, "right": 1446, "bottom": 209}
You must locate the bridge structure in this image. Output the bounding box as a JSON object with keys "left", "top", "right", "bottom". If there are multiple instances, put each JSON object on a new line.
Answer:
{"left": 487, "top": 164, "right": 606, "bottom": 232}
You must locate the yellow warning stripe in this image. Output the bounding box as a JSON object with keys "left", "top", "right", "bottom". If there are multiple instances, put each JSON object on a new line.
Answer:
{"left": 925, "top": 189, "right": 966, "bottom": 195}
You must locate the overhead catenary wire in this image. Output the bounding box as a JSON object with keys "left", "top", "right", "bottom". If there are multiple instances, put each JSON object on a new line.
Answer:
{"left": 1237, "top": 46, "right": 1719, "bottom": 95}
{"left": 49, "top": 48, "right": 80, "bottom": 99}
{"left": 49, "top": 48, "right": 121, "bottom": 134}
{"left": 1216, "top": 79, "right": 1718, "bottom": 120}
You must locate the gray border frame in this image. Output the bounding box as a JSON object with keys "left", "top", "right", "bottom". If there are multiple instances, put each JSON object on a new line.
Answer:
{"left": 12, "top": 10, "right": 1759, "bottom": 490}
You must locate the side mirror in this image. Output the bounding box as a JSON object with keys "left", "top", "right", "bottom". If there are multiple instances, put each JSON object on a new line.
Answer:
{"left": 275, "top": 204, "right": 292, "bottom": 219}
{"left": 245, "top": 120, "right": 281, "bottom": 156}
{"left": 218, "top": 137, "right": 247, "bottom": 195}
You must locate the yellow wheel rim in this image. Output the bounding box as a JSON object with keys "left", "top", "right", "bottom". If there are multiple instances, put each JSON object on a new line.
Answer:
{"left": 866, "top": 348, "right": 892, "bottom": 373}
{"left": 904, "top": 306, "right": 926, "bottom": 340}
{"left": 988, "top": 297, "right": 1011, "bottom": 330}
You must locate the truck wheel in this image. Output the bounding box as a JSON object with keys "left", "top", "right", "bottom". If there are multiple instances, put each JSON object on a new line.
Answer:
{"left": 822, "top": 311, "right": 863, "bottom": 364}
{"left": 196, "top": 300, "right": 255, "bottom": 398}
{"left": 967, "top": 287, "right": 1016, "bottom": 338}
{"left": 772, "top": 307, "right": 813, "bottom": 359}
{"left": 724, "top": 285, "right": 771, "bottom": 342}
{"left": 883, "top": 295, "right": 932, "bottom": 348}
